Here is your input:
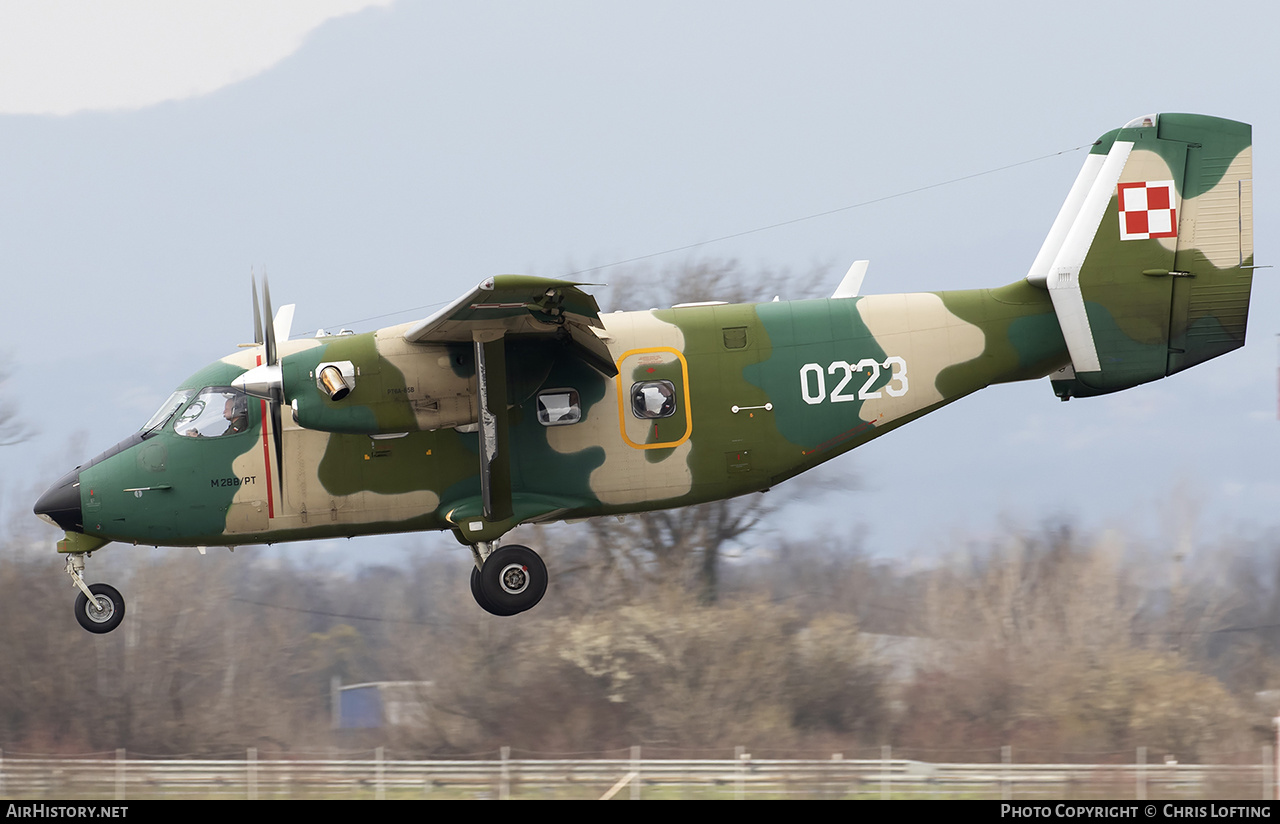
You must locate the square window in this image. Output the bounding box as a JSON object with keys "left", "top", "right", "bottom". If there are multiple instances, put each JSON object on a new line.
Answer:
{"left": 536, "top": 389, "right": 581, "bottom": 426}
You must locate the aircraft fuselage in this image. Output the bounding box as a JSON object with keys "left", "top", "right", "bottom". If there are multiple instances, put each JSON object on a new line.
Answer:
{"left": 49, "top": 280, "right": 1067, "bottom": 550}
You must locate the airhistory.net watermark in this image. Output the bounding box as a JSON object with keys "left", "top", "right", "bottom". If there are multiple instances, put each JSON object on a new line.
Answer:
{"left": 5, "top": 806, "right": 127, "bottom": 819}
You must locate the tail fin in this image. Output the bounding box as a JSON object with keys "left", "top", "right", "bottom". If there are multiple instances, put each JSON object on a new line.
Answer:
{"left": 1026, "top": 114, "right": 1253, "bottom": 399}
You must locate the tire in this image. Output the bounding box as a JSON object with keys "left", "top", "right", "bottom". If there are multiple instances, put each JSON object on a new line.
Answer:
{"left": 478, "top": 544, "right": 548, "bottom": 615}
{"left": 75, "top": 583, "right": 125, "bottom": 634}
{"left": 470, "top": 566, "right": 518, "bottom": 616}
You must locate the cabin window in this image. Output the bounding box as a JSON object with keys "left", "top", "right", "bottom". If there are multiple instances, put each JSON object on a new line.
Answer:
{"left": 173, "top": 387, "right": 251, "bottom": 438}
{"left": 536, "top": 389, "right": 581, "bottom": 426}
{"left": 630, "top": 380, "right": 676, "bottom": 419}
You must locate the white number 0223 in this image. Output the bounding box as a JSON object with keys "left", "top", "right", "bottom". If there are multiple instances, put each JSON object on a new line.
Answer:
{"left": 800, "top": 357, "right": 908, "bottom": 405}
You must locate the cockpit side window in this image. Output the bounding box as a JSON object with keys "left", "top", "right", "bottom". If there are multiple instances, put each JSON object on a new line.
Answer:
{"left": 173, "top": 387, "right": 251, "bottom": 439}
{"left": 141, "top": 390, "right": 193, "bottom": 435}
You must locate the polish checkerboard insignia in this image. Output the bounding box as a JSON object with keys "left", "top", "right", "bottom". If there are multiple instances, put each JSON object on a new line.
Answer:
{"left": 1117, "top": 180, "right": 1177, "bottom": 240}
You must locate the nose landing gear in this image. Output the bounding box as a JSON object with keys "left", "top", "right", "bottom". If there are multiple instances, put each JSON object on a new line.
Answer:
{"left": 65, "top": 554, "right": 126, "bottom": 634}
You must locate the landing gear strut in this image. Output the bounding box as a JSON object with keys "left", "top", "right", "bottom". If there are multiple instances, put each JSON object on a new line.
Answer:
{"left": 65, "top": 554, "right": 126, "bottom": 634}
{"left": 469, "top": 544, "right": 547, "bottom": 616}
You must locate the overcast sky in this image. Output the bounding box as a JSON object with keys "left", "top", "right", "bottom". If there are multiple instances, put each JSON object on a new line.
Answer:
{"left": 2, "top": 0, "right": 1276, "bottom": 575}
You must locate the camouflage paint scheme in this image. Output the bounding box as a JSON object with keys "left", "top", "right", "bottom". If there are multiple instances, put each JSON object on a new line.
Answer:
{"left": 38, "top": 114, "right": 1254, "bottom": 576}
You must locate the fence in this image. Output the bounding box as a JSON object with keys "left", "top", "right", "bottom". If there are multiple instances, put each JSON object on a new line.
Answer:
{"left": 1, "top": 747, "right": 1275, "bottom": 800}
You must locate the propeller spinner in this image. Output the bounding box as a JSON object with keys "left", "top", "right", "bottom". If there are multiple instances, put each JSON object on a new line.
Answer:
{"left": 234, "top": 275, "right": 291, "bottom": 399}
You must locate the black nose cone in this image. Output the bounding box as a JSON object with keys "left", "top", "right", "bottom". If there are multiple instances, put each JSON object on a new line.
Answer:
{"left": 34, "top": 468, "right": 82, "bottom": 533}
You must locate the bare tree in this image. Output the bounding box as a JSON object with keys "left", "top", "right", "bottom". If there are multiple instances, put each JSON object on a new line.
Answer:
{"left": 593, "top": 256, "right": 824, "bottom": 312}
{"left": 0, "top": 367, "right": 32, "bottom": 446}
{"left": 894, "top": 526, "right": 1257, "bottom": 759}
{"left": 587, "top": 497, "right": 768, "bottom": 605}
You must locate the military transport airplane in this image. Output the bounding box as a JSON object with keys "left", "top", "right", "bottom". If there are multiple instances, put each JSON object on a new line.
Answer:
{"left": 35, "top": 113, "right": 1255, "bottom": 632}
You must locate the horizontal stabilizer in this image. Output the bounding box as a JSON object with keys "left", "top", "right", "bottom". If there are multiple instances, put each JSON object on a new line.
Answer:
{"left": 273, "top": 304, "right": 295, "bottom": 344}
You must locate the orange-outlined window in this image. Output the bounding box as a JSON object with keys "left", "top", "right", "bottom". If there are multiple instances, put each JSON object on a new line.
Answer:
{"left": 615, "top": 347, "right": 691, "bottom": 450}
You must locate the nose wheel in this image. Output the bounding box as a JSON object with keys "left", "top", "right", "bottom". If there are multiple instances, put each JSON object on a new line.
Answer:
{"left": 470, "top": 544, "right": 547, "bottom": 616}
{"left": 75, "top": 583, "right": 125, "bottom": 633}
{"left": 65, "top": 554, "right": 126, "bottom": 634}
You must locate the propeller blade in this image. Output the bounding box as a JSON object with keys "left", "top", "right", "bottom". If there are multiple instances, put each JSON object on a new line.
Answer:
{"left": 251, "top": 273, "right": 264, "bottom": 346}
{"left": 263, "top": 275, "right": 277, "bottom": 367}
{"left": 239, "top": 271, "right": 289, "bottom": 511}
{"left": 270, "top": 395, "right": 285, "bottom": 502}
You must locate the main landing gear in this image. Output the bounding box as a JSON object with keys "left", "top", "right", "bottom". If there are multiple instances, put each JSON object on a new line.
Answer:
{"left": 65, "top": 553, "right": 126, "bottom": 634}
{"left": 469, "top": 542, "right": 547, "bottom": 616}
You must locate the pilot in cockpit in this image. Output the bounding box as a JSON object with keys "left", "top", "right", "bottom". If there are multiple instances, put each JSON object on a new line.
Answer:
{"left": 176, "top": 389, "right": 249, "bottom": 438}
{"left": 222, "top": 396, "right": 248, "bottom": 435}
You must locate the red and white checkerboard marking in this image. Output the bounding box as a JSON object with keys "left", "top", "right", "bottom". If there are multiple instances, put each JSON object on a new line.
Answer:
{"left": 1117, "top": 180, "right": 1177, "bottom": 240}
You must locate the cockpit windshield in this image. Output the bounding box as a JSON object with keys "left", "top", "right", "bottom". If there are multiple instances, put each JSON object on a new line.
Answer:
{"left": 173, "top": 387, "right": 251, "bottom": 439}
{"left": 141, "top": 390, "right": 193, "bottom": 435}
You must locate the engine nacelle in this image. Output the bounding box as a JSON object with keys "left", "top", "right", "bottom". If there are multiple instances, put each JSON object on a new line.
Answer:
{"left": 283, "top": 344, "right": 479, "bottom": 435}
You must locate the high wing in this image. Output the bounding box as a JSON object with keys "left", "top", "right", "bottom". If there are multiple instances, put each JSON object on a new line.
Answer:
{"left": 402, "top": 275, "right": 614, "bottom": 533}
{"left": 403, "top": 275, "right": 617, "bottom": 377}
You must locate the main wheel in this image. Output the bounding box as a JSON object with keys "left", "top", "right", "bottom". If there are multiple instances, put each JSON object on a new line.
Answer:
{"left": 478, "top": 544, "right": 547, "bottom": 615}
{"left": 74, "top": 583, "right": 125, "bottom": 634}
{"left": 470, "top": 566, "right": 518, "bottom": 616}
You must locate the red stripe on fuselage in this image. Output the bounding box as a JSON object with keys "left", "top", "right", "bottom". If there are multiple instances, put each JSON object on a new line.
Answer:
{"left": 256, "top": 355, "right": 275, "bottom": 519}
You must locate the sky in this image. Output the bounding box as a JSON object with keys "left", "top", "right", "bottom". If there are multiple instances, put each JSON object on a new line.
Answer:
{"left": 1, "top": 0, "right": 1277, "bottom": 576}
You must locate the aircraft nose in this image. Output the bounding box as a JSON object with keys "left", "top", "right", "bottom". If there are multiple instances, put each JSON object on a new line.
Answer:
{"left": 34, "top": 468, "right": 83, "bottom": 533}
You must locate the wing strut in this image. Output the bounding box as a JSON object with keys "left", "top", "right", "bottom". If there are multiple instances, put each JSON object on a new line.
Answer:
{"left": 474, "top": 331, "right": 513, "bottom": 522}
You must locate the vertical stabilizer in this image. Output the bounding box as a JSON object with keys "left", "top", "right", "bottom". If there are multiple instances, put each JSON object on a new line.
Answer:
{"left": 1028, "top": 114, "right": 1253, "bottom": 399}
